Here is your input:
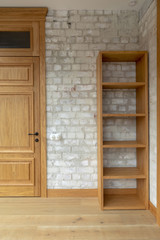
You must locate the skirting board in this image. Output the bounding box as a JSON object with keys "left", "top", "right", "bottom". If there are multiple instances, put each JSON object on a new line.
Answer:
{"left": 47, "top": 189, "right": 98, "bottom": 198}
{"left": 149, "top": 201, "right": 157, "bottom": 218}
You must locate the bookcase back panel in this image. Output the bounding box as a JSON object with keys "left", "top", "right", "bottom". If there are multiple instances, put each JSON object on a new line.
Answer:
{"left": 102, "top": 62, "right": 136, "bottom": 83}
{"left": 104, "top": 179, "right": 137, "bottom": 189}
{"left": 103, "top": 148, "right": 137, "bottom": 168}
{"left": 103, "top": 89, "right": 136, "bottom": 114}
{"left": 103, "top": 118, "right": 136, "bottom": 141}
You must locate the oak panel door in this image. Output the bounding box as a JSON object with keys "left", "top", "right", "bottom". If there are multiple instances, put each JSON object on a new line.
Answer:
{"left": 0, "top": 57, "right": 40, "bottom": 196}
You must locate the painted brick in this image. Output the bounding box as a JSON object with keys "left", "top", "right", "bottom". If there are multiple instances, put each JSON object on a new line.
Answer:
{"left": 139, "top": 0, "right": 157, "bottom": 206}
{"left": 45, "top": 8, "right": 150, "bottom": 191}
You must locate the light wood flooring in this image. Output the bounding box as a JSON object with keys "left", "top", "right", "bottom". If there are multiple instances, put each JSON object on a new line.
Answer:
{"left": 0, "top": 197, "right": 159, "bottom": 240}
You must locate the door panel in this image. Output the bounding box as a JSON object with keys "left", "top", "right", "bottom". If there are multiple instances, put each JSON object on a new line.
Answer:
{"left": 0, "top": 93, "right": 34, "bottom": 152}
{"left": 0, "top": 64, "right": 33, "bottom": 85}
{"left": 0, "top": 158, "right": 34, "bottom": 185}
{"left": 0, "top": 57, "right": 40, "bottom": 196}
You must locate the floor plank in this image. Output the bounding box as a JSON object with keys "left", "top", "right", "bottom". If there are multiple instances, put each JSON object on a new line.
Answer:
{"left": 0, "top": 198, "right": 159, "bottom": 240}
{"left": 1, "top": 226, "right": 160, "bottom": 240}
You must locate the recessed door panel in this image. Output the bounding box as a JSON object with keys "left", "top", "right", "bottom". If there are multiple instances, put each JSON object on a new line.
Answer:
{"left": 0, "top": 64, "right": 33, "bottom": 85}
{"left": 0, "top": 93, "right": 34, "bottom": 152}
{"left": 0, "top": 158, "right": 34, "bottom": 185}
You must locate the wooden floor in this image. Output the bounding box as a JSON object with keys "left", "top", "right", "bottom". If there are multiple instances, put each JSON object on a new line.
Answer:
{"left": 0, "top": 198, "right": 159, "bottom": 240}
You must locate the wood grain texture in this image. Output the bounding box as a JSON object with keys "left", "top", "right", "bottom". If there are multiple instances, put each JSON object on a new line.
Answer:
{"left": 101, "top": 51, "right": 148, "bottom": 62}
{"left": 103, "top": 167, "right": 146, "bottom": 179}
{"left": 157, "top": 0, "right": 160, "bottom": 226}
{"left": 97, "top": 51, "right": 149, "bottom": 210}
{"left": 39, "top": 20, "right": 47, "bottom": 197}
{"left": 0, "top": 57, "right": 40, "bottom": 196}
{"left": 0, "top": 187, "right": 35, "bottom": 196}
{"left": 149, "top": 201, "right": 157, "bottom": 218}
{"left": 0, "top": 9, "right": 48, "bottom": 197}
{"left": 0, "top": 8, "right": 48, "bottom": 21}
{"left": 96, "top": 52, "right": 103, "bottom": 209}
{"left": 103, "top": 113, "right": 146, "bottom": 117}
{"left": 104, "top": 188, "right": 137, "bottom": 195}
{"left": 0, "top": 158, "right": 34, "bottom": 185}
{"left": 47, "top": 189, "right": 98, "bottom": 198}
{"left": 103, "top": 141, "right": 146, "bottom": 148}
{"left": 0, "top": 65, "right": 32, "bottom": 84}
{"left": 103, "top": 189, "right": 145, "bottom": 210}
{"left": 0, "top": 198, "right": 159, "bottom": 240}
{"left": 1, "top": 226, "right": 160, "bottom": 240}
{"left": 136, "top": 53, "right": 149, "bottom": 210}
{"left": 0, "top": 22, "right": 40, "bottom": 57}
{"left": 0, "top": 57, "right": 33, "bottom": 85}
{"left": 104, "top": 194, "right": 145, "bottom": 210}
{"left": 0, "top": 93, "right": 34, "bottom": 152}
{"left": 102, "top": 82, "right": 145, "bottom": 89}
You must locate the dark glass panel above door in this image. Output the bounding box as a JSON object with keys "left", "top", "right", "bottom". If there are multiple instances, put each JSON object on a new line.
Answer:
{"left": 0, "top": 31, "right": 30, "bottom": 48}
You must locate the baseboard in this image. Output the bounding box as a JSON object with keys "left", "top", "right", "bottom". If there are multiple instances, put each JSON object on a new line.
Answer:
{"left": 149, "top": 201, "right": 157, "bottom": 218}
{"left": 47, "top": 189, "right": 98, "bottom": 198}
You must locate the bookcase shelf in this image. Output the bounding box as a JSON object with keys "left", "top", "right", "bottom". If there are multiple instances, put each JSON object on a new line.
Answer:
{"left": 102, "top": 82, "right": 145, "bottom": 89}
{"left": 103, "top": 141, "right": 146, "bottom": 148}
{"left": 103, "top": 167, "right": 146, "bottom": 179}
{"left": 102, "top": 114, "right": 146, "bottom": 117}
{"left": 97, "top": 51, "right": 149, "bottom": 210}
{"left": 103, "top": 192, "right": 145, "bottom": 210}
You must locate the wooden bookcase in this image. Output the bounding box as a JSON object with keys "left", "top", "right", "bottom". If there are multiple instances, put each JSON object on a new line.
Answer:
{"left": 97, "top": 51, "right": 148, "bottom": 210}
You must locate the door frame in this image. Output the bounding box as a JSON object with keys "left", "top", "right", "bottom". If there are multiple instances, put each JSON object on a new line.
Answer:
{"left": 157, "top": 0, "right": 160, "bottom": 225}
{"left": 0, "top": 8, "right": 48, "bottom": 197}
{"left": 39, "top": 20, "right": 47, "bottom": 197}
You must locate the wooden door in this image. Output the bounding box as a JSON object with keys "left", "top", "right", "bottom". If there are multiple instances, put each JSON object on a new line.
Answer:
{"left": 0, "top": 57, "right": 40, "bottom": 196}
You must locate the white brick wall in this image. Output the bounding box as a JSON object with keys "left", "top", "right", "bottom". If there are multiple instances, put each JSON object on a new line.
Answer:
{"left": 103, "top": 118, "right": 136, "bottom": 141}
{"left": 46, "top": 9, "right": 139, "bottom": 189}
{"left": 103, "top": 89, "right": 136, "bottom": 114}
{"left": 103, "top": 148, "right": 137, "bottom": 168}
{"left": 139, "top": 0, "right": 157, "bottom": 207}
{"left": 102, "top": 62, "right": 136, "bottom": 83}
{"left": 46, "top": 3, "right": 156, "bottom": 194}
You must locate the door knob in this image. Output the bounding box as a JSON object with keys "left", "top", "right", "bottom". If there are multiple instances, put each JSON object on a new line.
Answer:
{"left": 28, "top": 132, "right": 39, "bottom": 136}
{"left": 35, "top": 139, "right": 39, "bottom": 142}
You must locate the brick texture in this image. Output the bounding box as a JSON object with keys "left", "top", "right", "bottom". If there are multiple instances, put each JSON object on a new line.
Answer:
{"left": 139, "top": 0, "right": 157, "bottom": 206}
{"left": 45, "top": 3, "right": 156, "bottom": 193}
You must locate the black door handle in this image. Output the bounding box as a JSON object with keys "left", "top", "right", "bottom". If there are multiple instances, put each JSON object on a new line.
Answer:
{"left": 28, "top": 132, "right": 39, "bottom": 136}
